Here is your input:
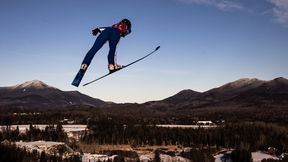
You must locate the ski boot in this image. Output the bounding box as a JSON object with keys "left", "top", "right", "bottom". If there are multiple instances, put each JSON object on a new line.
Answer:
{"left": 108, "top": 64, "right": 123, "bottom": 73}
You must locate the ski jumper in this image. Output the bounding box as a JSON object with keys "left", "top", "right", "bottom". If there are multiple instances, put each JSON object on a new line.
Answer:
{"left": 71, "top": 19, "right": 131, "bottom": 87}
{"left": 82, "top": 27, "right": 121, "bottom": 67}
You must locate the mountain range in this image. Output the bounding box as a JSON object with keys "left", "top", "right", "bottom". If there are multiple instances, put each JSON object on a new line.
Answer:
{"left": 148, "top": 77, "right": 288, "bottom": 108}
{"left": 0, "top": 80, "right": 106, "bottom": 109}
{"left": 0, "top": 78, "right": 287, "bottom": 114}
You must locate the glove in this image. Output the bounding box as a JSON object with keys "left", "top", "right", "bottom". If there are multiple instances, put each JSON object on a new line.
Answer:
{"left": 92, "top": 28, "right": 101, "bottom": 36}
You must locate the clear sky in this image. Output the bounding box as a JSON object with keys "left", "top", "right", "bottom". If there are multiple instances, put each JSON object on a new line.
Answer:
{"left": 1, "top": 0, "right": 288, "bottom": 103}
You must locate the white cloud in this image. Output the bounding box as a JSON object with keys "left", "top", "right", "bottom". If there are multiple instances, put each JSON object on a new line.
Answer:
{"left": 177, "top": 0, "right": 288, "bottom": 27}
{"left": 177, "top": 0, "right": 244, "bottom": 11}
{"left": 215, "top": 0, "right": 243, "bottom": 11}
{"left": 268, "top": 0, "right": 288, "bottom": 26}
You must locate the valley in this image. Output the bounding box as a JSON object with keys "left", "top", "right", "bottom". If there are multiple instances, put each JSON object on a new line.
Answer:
{"left": 0, "top": 77, "right": 288, "bottom": 162}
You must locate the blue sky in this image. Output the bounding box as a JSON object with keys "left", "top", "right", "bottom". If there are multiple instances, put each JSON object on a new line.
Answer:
{"left": 1, "top": 0, "right": 288, "bottom": 103}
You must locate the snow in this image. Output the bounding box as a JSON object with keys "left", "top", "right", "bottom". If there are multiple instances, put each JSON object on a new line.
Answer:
{"left": 214, "top": 150, "right": 232, "bottom": 162}
{"left": 139, "top": 153, "right": 154, "bottom": 162}
{"left": 82, "top": 153, "right": 117, "bottom": 162}
{"left": 252, "top": 151, "right": 279, "bottom": 162}
{"left": 3, "top": 124, "right": 218, "bottom": 133}
{"left": 160, "top": 154, "right": 191, "bottom": 162}
{"left": 12, "top": 80, "right": 50, "bottom": 89}
{"left": 138, "top": 153, "right": 192, "bottom": 162}
{"left": 226, "top": 78, "right": 261, "bottom": 88}
{"left": 1, "top": 125, "right": 87, "bottom": 140}
{"left": 0, "top": 124, "right": 87, "bottom": 133}
{"left": 61, "top": 125, "right": 87, "bottom": 132}
{"left": 213, "top": 150, "right": 279, "bottom": 162}
{"left": 156, "top": 124, "right": 217, "bottom": 129}
{"left": 16, "top": 141, "right": 64, "bottom": 149}
{"left": 15, "top": 141, "right": 74, "bottom": 155}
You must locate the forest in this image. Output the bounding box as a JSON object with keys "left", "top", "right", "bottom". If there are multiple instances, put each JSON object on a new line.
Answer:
{"left": 83, "top": 118, "right": 288, "bottom": 153}
{"left": 1, "top": 117, "right": 288, "bottom": 162}
{"left": 0, "top": 106, "right": 288, "bottom": 162}
{"left": 0, "top": 124, "right": 80, "bottom": 162}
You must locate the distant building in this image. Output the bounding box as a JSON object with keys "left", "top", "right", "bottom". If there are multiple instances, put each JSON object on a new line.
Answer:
{"left": 60, "top": 118, "right": 75, "bottom": 124}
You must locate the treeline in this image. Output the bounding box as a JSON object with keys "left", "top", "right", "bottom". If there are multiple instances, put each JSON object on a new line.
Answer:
{"left": 1, "top": 104, "right": 288, "bottom": 126}
{"left": 83, "top": 119, "right": 288, "bottom": 154}
{"left": 0, "top": 107, "right": 91, "bottom": 125}
{"left": 0, "top": 142, "right": 81, "bottom": 162}
{"left": 0, "top": 124, "right": 79, "bottom": 162}
{"left": 0, "top": 124, "right": 68, "bottom": 142}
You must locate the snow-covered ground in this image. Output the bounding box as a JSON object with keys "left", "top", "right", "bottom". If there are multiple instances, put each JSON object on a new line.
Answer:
{"left": 252, "top": 151, "right": 279, "bottom": 162}
{"left": 213, "top": 150, "right": 279, "bottom": 162}
{"left": 214, "top": 150, "right": 232, "bottom": 162}
{"left": 15, "top": 141, "right": 75, "bottom": 156}
{"left": 160, "top": 154, "right": 191, "bottom": 162}
{"left": 82, "top": 153, "right": 117, "bottom": 162}
{"left": 139, "top": 153, "right": 154, "bottom": 162}
{"left": 1, "top": 125, "right": 87, "bottom": 140}
{"left": 156, "top": 124, "right": 217, "bottom": 129}
{"left": 1, "top": 124, "right": 217, "bottom": 133}
{"left": 0, "top": 124, "right": 87, "bottom": 133}
{"left": 83, "top": 152, "right": 192, "bottom": 162}
{"left": 6, "top": 140, "right": 285, "bottom": 162}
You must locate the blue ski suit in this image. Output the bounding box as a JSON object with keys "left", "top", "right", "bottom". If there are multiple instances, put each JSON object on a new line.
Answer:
{"left": 82, "top": 27, "right": 121, "bottom": 67}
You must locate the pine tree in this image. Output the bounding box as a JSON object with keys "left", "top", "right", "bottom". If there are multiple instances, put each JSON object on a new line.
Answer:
{"left": 40, "top": 151, "right": 46, "bottom": 162}
{"left": 153, "top": 150, "right": 161, "bottom": 162}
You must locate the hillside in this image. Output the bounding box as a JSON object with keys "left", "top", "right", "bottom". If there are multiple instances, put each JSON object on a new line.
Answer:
{"left": 1, "top": 78, "right": 287, "bottom": 122}
{"left": 0, "top": 80, "right": 106, "bottom": 109}
{"left": 147, "top": 77, "right": 288, "bottom": 108}
{"left": 138, "top": 77, "right": 288, "bottom": 122}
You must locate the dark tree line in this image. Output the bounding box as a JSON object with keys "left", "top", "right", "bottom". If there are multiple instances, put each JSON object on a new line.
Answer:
{"left": 0, "top": 142, "right": 81, "bottom": 162}
{"left": 0, "top": 124, "right": 80, "bottom": 162}
{"left": 82, "top": 119, "right": 288, "bottom": 154}
{"left": 231, "top": 148, "right": 252, "bottom": 162}
{"left": 0, "top": 106, "right": 94, "bottom": 125}
{"left": 0, "top": 123, "right": 68, "bottom": 142}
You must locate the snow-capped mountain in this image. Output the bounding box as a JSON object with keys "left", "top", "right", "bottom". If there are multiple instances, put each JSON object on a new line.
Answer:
{"left": 146, "top": 77, "right": 288, "bottom": 109}
{"left": 12, "top": 80, "right": 51, "bottom": 89}
{"left": 0, "top": 80, "right": 106, "bottom": 109}
{"left": 1, "top": 78, "right": 287, "bottom": 113}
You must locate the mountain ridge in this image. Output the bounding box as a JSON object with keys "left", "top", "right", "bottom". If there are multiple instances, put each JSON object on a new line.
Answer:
{"left": 0, "top": 80, "right": 106, "bottom": 109}
{"left": 146, "top": 77, "right": 288, "bottom": 109}
{"left": 0, "top": 77, "right": 287, "bottom": 111}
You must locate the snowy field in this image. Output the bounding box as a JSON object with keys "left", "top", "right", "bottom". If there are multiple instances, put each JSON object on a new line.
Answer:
{"left": 214, "top": 150, "right": 232, "bottom": 162}
{"left": 5, "top": 139, "right": 284, "bottom": 162}
{"left": 15, "top": 141, "right": 75, "bottom": 156}
{"left": 1, "top": 124, "right": 216, "bottom": 133}
{"left": 82, "top": 153, "right": 117, "bottom": 162}
{"left": 214, "top": 150, "right": 279, "bottom": 162}
{"left": 156, "top": 124, "right": 217, "bottom": 129}
{"left": 252, "top": 151, "right": 279, "bottom": 162}
{"left": 83, "top": 152, "right": 192, "bottom": 162}
{"left": 0, "top": 124, "right": 87, "bottom": 133}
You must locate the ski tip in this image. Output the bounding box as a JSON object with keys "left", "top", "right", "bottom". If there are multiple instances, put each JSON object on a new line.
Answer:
{"left": 155, "top": 46, "right": 160, "bottom": 51}
{"left": 71, "top": 82, "right": 79, "bottom": 87}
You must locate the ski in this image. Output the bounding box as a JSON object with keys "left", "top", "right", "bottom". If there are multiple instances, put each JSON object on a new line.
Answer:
{"left": 71, "top": 69, "right": 86, "bottom": 87}
{"left": 82, "top": 46, "right": 160, "bottom": 86}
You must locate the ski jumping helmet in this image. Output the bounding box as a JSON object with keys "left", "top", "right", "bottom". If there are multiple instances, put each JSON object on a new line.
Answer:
{"left": 121, "top": 18, "right": 131, "bottom": 36}
{"left": 112, "top": 18, "right": 132, "bottom": 37}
